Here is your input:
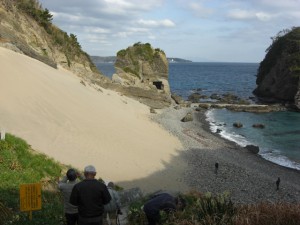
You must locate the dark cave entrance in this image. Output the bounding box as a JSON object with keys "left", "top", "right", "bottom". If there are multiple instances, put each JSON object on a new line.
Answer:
{"left": 153, "top": 81, "right": 164, "bottom": 90}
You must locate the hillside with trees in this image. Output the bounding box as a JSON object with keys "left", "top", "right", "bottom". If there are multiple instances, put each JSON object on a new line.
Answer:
{"left": 0, "top": 0, "right": 109, "bottom": 84}
{"left": 253, "top": 27, "right": 300, "bottom": 110}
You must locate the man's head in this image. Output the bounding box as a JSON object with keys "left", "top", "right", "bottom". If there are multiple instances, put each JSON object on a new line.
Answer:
{"left": 84, "top": 165, "right": 96, "bottom": 179}
{"left": 66, "top": 168, "right": 77, "bottom": 181}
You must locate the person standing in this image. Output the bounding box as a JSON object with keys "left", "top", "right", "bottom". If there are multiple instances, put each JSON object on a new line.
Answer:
{"left": 103, "top": 182, "right": 122, "bottom": 225}
{"left": 58, "top": 168, "right": 82, "bottom": 225}
{"left": 70, "top": 165, "right": 111, "bottom": 225}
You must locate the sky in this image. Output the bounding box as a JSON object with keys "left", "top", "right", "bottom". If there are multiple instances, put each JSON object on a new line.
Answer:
{"left": 38, "top": 0, "right": 300, "bottom": 62}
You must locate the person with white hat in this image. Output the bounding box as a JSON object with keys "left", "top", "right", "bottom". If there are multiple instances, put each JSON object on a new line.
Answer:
{"left": 70, "top": 165, "right": 111, "bottom": 225}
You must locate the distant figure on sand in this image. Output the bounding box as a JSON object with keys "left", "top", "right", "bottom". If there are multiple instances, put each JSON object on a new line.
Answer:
{"left": 143, "top": 192, "right": 186, "bottom": 225}
{"left": 58, "top": 168, "right": 83, "bottom": 225}
{"left": 276, "top": 177, "right": 281, "bottom": 190}
{"left": 70, "top": 165, "right": 111, "bottom": 225}
{"left": 215, "top": 162, "right": 219, "bottom": 174}
{"left": 103, "top": 182, "right": 122, "bottom": 225}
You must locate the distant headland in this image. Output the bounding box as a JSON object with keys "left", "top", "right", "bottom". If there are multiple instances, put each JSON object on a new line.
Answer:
{"left": 91, "top": 56, "right": 192, "bottom": 63}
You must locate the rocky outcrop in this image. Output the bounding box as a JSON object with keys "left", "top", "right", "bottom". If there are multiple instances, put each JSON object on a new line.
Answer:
{"left": 111, "top": 43, "right": 171, "bottom": 108}
{"left": 197, "top": 103, "right": 285, "bottom": 112}
{"left": 233, "top": 122, "right": 243, "bottom": 128}
{"left": 253, "top": 27, "right": 300, "bottom": 110}
{"left": 252, "top": 124, "right": 265, "bottom": 129}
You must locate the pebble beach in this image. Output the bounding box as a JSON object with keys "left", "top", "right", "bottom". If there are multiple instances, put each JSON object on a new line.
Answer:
{"left": 149, "top": 106, "right": 300, "bottom": 204}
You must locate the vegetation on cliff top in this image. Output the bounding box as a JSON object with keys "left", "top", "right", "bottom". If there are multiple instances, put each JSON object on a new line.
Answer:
{"left": 116, "top": 42, "right": 166, "bottom": 77}
{"left": 257, "top": 27, "right": 300, "bottom": 83}
{"left": 3, "top": 0, "right": 98, "bottom": 73}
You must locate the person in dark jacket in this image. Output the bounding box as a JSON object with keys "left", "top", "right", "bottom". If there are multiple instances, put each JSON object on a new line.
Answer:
{"left": 70, "top": 165, "right": 111, "bottom": 225}
{"left": 143, "top": 192, "right": 186, "bottom": 225}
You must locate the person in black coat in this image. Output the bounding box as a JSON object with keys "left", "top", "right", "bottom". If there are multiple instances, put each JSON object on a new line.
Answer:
{"left": 143, "top": 192, "right": 186, "bottom": 225}
{"left": 70, "top": 165, "right": 111, "bottom": 225}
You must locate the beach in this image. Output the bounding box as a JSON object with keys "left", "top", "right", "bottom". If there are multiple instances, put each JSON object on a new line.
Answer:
{"left": 1, "top": 47, "right": 300, "bottom": 204}
{"left": 145, "top": 106, "right": 300, "bottom": 203}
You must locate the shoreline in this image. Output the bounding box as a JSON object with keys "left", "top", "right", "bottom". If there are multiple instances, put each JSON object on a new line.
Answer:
{"left": 149, "top": 106, "right": 300, "bottom": 203}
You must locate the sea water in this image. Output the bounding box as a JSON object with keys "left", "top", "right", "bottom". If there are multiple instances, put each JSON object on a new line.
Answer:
{"left": 95, "top": 62, "right": 300, "bottom": 170}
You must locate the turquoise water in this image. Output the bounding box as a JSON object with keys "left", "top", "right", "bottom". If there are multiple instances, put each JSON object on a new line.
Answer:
{"left": 95, "top": 62, "right": 300, "bottom": 170}
{"left": 206, "top": 109, "right": 300, "bottom": 169}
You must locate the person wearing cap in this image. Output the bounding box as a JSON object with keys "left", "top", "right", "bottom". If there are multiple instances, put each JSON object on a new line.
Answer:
{"left": 70, "top": 165, "right": 111, "bottom": 225}
{"left": 58, "top": 168, "right": 83, "bottom": 225}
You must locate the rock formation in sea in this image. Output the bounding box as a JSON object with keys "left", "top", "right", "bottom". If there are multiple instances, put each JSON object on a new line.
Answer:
{"left": 108, "top": 42, "right": 172, "bottom": 108}
{"left": 253, "top": 27, "right": 300, "bottom": 110}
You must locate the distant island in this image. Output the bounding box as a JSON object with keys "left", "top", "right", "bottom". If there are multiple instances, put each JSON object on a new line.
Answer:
{"left": 91, "top": 56, "right": 192, "bottom": 63}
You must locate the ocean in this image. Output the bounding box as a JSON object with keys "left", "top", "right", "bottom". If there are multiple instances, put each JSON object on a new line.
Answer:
{"left": 95, "top": 62, "right": 300, "bottom": 170}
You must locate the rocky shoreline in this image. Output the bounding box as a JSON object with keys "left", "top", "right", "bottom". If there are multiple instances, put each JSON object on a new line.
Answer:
{"left": 151, "top": 106, "right": 300, "bottom": 204}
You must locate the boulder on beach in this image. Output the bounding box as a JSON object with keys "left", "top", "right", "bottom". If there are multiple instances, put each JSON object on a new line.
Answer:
{"left": 181, "top": 112, "right": 193, "bottom": 122}
{"left": 171, "top": 93, "right": 184, "bottom": 105}
{"left": 245, "top": 145, "right": 260, "bottom": 154}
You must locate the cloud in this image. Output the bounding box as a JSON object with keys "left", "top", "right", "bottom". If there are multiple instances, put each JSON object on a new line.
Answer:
{"left": 186, "top": 1, "right": 214, "bottom": 17}
{"left": 38, "top": 0, "right": 300, "bottom": 62}
{"left": 137, "top": 19, "right": 175, "bottom": 28}
{"left": 227, "top": 9, "right": 273, "bottom": 21}
{"left": 252, "top": 0, "right": 300, "bottom": 9}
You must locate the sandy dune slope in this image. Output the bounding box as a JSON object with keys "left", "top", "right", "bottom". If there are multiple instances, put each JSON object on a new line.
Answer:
{"left": 0, "top": 47, "right": 183, "bottom": 189}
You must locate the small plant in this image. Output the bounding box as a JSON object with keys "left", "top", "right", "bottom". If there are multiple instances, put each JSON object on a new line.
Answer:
{"left": 127, "top": 199, "right": 147, "bottom": 225}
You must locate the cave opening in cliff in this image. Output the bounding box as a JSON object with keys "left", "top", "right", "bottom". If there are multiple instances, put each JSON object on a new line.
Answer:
{"left": 153, "top": 81, "right": 164, "bottom": 90}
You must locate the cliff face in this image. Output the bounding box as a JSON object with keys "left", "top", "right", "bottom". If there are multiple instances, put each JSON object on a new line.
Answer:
{"left": 253, "top": 27, "right": 300, "bottom": 110}
{"left": 0, "top": 0, "right": 109, "bottom": 84}
{"left": 110, "top": 43, "right": 171, "bottom": 108}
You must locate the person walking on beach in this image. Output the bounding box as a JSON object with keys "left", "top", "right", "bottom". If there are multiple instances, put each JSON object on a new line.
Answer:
{"left": 143, "top": 192, "right": 186, "bottom": 225}
{"left": 276, "top": 177, "right": 281, "bottom": 190}
{"left": 103, "top": 182, "right": 122, "bottom": 225}
{"left": 58, "top": 168, "right": 83, "bottom": 225}
{"left": 70, "top": 165, "right": 111, "bottom": 225}
{"left": 215, "top": 162, "right": 219, "bottom": 174}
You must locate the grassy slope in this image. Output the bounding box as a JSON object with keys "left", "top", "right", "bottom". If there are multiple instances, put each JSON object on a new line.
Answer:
{"left": 0, "top": 134, "right": 64, "bottom": 225}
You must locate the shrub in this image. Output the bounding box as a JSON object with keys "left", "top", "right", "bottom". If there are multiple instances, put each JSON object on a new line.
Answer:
{"left": 127, "top": 191, "right": 300, "bottom": 225}
{"left": 235, "top": 202, "right": 300, "bottom": 225}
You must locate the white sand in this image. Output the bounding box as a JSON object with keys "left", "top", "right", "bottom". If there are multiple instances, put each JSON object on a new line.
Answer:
{"left": 0, "top": 47, "right": 185, "bottom": 191}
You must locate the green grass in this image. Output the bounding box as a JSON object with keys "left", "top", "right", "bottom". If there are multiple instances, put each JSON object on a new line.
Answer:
{"left": 127, "top": 191, "right": 300, "bottom": 225}
{"left": 0, "top": 134, "right": 64, "bottom": 225}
